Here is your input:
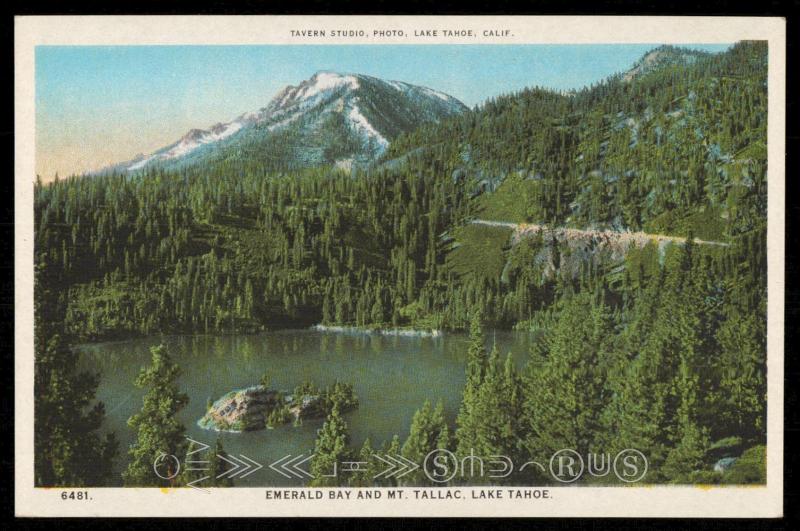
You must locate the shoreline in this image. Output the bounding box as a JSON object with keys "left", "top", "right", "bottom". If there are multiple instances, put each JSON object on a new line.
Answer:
{"left": 310, "top": 324, "right": 443, "bottom": 338}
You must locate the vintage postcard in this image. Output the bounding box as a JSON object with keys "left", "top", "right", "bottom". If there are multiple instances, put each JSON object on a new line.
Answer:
{"left": 15, "top": 15, "right": 785, "bottom": 517}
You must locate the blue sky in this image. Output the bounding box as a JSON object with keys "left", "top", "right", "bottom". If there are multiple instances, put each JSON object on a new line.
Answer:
{"left": 35, "top": 43, "right": 732, "bottom": 178}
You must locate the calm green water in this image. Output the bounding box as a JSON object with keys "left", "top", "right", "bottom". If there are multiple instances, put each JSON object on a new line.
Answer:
{"left": 77, "top": 328, "right": 534, "bottom": 486}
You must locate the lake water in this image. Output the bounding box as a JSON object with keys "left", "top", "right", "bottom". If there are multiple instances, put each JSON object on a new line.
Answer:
{"left": 77, "top": 328, "right": 535, "bottom": 486}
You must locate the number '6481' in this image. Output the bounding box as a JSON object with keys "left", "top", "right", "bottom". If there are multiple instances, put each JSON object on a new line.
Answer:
{"left": 60, "top": 491, "right": 90, "bottom": 501}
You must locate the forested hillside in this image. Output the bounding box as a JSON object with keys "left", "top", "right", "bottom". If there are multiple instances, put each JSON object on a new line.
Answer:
{"left": 385, "top": 43, "right": 766, "bottom": 239}
{"left": 36, "top": 41, "right": 767, "bottom": 339}
{"left": 34, "top": 41, "right": 768, "bottom": 486}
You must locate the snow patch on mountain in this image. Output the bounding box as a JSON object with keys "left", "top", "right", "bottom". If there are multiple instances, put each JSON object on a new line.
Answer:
{"left": 266, "top": 113, "right": 302, "bottom": 132}
{"left": 348, "top": 104, "right": 388, "bottom": 148}
{"left": 127, "top": 155, "right": 155, "bottom": 171}
{"left": 386, "top": 80, "right": 410, "bottom": 91}
{"left": 263, "top": 71, "right": 359, "bottom": 117}
{"left": 162, "top": 121, "right": 245, "bottom": 159}
{"left": 302, "top": 72, "right": 360, "bottom": 99}
{"left": 421, "top": 86, "right": 452, "bottom": 102}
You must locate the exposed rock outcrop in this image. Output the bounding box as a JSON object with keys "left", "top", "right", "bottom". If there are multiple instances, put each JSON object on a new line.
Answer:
{"left": 198, "top": 381, "right": 358, "bottom": 432}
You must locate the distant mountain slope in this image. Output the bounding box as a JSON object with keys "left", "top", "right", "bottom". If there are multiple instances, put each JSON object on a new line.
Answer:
{"left": 384, "top": 41, "right": 766, "bottom": 242}
{"left": 621, "top": 45, "right": 713, "bottom": 82}
{"left": 103, "top": 71, "right": 467, "bottom": 175}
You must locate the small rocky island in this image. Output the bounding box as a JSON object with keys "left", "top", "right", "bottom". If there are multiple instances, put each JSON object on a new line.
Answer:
{"left": 198, "top": 380, "right": 358, "bottom": 432}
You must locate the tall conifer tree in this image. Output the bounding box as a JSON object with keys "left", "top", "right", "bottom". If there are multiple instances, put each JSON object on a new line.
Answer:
{"left": 455, "top": 310, "right": 488, "bottom": 459}
{"left": 34, "top": 263, "right": 118, "bottom": 487}
{"left": 123, "top": 344, "right": 189, "bottom": 486}
{"left": 309, "top": 403, "right": 351, "bottom": 487}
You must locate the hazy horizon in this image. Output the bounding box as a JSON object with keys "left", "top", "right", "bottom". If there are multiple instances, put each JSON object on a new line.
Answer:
{"left": 35, "top": 43, "right": 732, "bottom": 180}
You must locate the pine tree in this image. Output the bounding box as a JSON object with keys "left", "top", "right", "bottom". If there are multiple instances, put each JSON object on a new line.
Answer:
{"left": 714, "top": 312, "right": 766, "bottom": 445}
{"left": 349, "top": 437, "right": 380, "bottom": 487}
{"left": 522, "top": 293, "right": 611, "bottom": 459}
{"left": 34, "top": 334, "right": 118, "bottom": 486}
{"left": 123, "top": 344, "right": 189, "bottom": 486}
{"left": 34, "top": 263, "right": 118, "bottom": 487}
{"left": 309, "top": 403, "right": 352, "bottom": 486}
{"left": 662, "top": 420, "right": 711, "bottom": 483}
{"left": 207, "top": 438, "right": 235, "bottom": 487}
{"left": 401, "top": 400, "right": 449, "bottom": 485}
{"left": 455, "top": 309, "right": 488, "bottom": 459}
{"left": 605, "top": 244, "right": 714, "bottom": 482}
{"left": 376, "top": 435, "right": 403, "bottom": 487}
{"left": 468, "top": 350, "right": 525, "bottom": 480}
{"left": 463, "top": 345, "right": 506, "bottom": 484}
{"left": 660, "top": 245, "right": 716, "bottom": 482}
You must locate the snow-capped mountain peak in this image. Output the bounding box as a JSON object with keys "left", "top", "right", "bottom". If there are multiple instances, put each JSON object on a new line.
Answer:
{"left": 105, "top": 72, "right": 467, "bottom": 174}
{"left": 263, "top": 71, "right": 360, "bottom": 113}
{"left": 301, "top": 71, "right": 360, "bottom": 99}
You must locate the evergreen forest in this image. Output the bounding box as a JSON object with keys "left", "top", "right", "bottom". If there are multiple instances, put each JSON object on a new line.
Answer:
{"left": 34, "top": 42, "right": 768, "bottom": 487}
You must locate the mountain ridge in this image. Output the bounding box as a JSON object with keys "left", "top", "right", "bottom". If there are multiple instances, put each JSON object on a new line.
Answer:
{"left": 101, "top": 71, "right": 467, "bottom": 175}
{"left": 621, "top": 45, "right": 714, "bottom": 82}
